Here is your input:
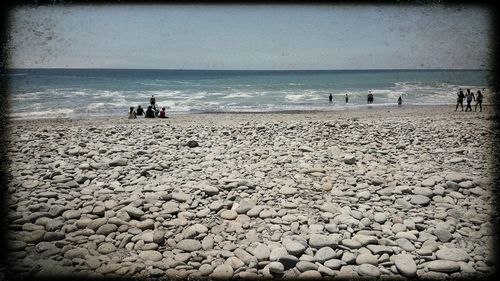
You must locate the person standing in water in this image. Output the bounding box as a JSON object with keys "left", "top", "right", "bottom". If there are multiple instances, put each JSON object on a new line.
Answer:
{"left": 455, "top": 89, "right": 465, "bottom": 111}
{"left": 397, "top": 95, "right": 402, "bottom": 106}
{"left": 345, "top": 94, "right": 349, "bottom": 103}
{"left": 475, "top": 89, "right": 483, "bottom": 112}
{"left": 329, "top": 93, "right": 333, "bottom": 103}
{"left": 150, "top": 95, "right": 156, "bottom": 110}
{"left": 464, "top": 88, "right": 475, "bottom": 112}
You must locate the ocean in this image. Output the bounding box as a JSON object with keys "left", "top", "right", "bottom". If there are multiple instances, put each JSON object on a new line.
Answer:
{"left": 6, "top": 69, "right": 491, "bottom": 119}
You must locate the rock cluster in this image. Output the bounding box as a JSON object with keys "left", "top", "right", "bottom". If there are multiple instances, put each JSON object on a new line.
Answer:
{"left": 5, "top": 111, "right": 495, "bottom": 279}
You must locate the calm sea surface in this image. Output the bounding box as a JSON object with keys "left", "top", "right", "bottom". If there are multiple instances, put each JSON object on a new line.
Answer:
{"left": 7, "top": 69, "right": 491, "bottom": 118}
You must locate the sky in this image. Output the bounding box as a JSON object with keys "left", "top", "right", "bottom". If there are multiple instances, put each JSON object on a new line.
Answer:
{"left": 8, "top": 5, "right": 492, "bottom": 70}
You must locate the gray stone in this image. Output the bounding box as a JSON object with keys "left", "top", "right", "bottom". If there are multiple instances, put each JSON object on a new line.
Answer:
{"left": 278, "top": 255, "right": 299, "bottom": 270}
{"left": 203, "top": 185, "right": 219, "bottom": 195}
{"left": 426, "top": 260, "right": 461, "bottom": 273}
{"left": 394, "top": 254, "right": 417, "bottom": 277}
{"left": 358, "top": 264, "right": 380, "bottom": 277}
{"left": 269, "top": 247, "right": 288, "bottom": 261}
{"left": 356, "top": 253, "right": 378, "bottom": 265}
{"left": 97, "top": 242, "right": 116, "bottom": 254}
{"left": 342, "top": 239, "right": 362, "bottom": 249}
{"left": 139, "top": 250, "right": 163, "bottom": 262}
{"left": 220, "top": 210, "right": 238, "bottom": 220}
{"left": 296, "top": 261, "right": 318, "bottom": 272}
{"left": 96, "top": 224, "right": 117, "bottom": 236}
{"left": 410, "top": 195, "right": 431, "bottom": 206}
{"left": 324, "top": 259, "right": 344, "bottom": 270}
{"left": 314, "top": 247, "right": 336, "bottom": 263}
{"left": 253, "top": 243, "right": 270, "bottom": 261}
{"left": 210, "top": 264, "right": 233, "bottom": 279}
{"left": 436, "top": 248, "right": 469, "bottom": 262}
{"left": 109, "top": 157, "right": 128, "bottom": 167}
{"left": 309, "top": 234, "right": 336, "bottom": 249}
{"left": 177, "top": 239, "right": 202, "bottom": 252}
{"left": 283, "top": 240, "right": 306, "bottom": 255}
{"left": 269, "top": 262, "right": 285, "bottom": 274}
{"left": 122, "top": 206, "right": 145, "bottom": 218}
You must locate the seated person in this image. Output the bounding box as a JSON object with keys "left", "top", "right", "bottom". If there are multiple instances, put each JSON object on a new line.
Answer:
{"left": 136, "top": 105, "right": 144, "bottom": 116}
{"left": 145, "top": 105, "right": 155, "bottom": 118}
{"left": 128, "top": 107, "right": 137, "bottom": 119}
{"left": 159, "top": 107, "right": 167, "bottom": 118}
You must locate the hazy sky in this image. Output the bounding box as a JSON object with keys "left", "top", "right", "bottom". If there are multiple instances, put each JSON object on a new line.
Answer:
{"left": 8, "top": 5, "right": 492, "bottom": 70}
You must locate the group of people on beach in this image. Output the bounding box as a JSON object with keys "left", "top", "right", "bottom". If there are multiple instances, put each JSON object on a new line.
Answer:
{"left": 328, "top": 91, "right": 403, "bottom": 106}
{"left": 455, "top": 88, "right": 484, "bottom": 112}
{"left": 128, "top": 95, "right": 169, "bottom": 119}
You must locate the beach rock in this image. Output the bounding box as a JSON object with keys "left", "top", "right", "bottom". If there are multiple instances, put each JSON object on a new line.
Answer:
{"left": 97, "top": 242, "right": 116, "bottom": 254}
{"left": 270, "top": 247, "right": 288, "bottom": 261}
{"left": 309, "top": 234, "right": 336, "bottom": 249}
{"left": 122, "top": 206, "right": 144, "bottom": 218}
{"left": 253, "top": 243, "right": 271, "bottom": 261}
{"left": 436, "top": 248, "right": 469, "bottom": 262}
{"left": 296, "top": 261, "right": 318, "bottom": 272}
{"left": 324, "top": 259, "right": 343, "bottom": 270}
{"left": 186, "top": 140, "right": 199, "bottom": 148}
{"left": 269, "top": 262, "right": 284, "bottom": 274}
{"left": 394, "top": 254, "right": 417, "bottom": 277}
{"left": 139, "top": 250, "right": 163, "bottom": 262}
{"left": 210, "top": 264, "right": 233, "bottom": 279}
{"left": 220, "top": 210, "right": 238, "bottom": 220}
{"left": 176, "top": 239, "right": 202, "bottom": 252}
{"left": 283, "top": 240, "right": 306, "bottom": 255}
{"left": 344, "top": 154, "right": 356, "bottom": 164}
{"left": 109, "top": 157, "right": 128, "bottom": 167}
{"left": 203, "top": 185, "right": 219, "bottom": 195}
{"left": 278, "top": 255, "right": 299, "bottom": 270}
{"left": 358, "top": 264, "right": 380, "bottom": 277}
{"left": 314, "top": 247, "right": 336, "bottom": 263}
{"left": 96, "top": 224, "right": 117, "bottom": 235}
{"left": 426, "top": 260, "right": 461, "bottom": 273}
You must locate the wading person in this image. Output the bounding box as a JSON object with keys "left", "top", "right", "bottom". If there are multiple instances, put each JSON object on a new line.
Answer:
{"left": 455, "top": 89, "right": 465, "bottom": 111}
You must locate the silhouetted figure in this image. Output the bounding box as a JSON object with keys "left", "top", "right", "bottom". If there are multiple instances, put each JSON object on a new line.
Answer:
{"left": 145, "top": 105, "right": 155, "bottom": 118}
{"left": 136, "top": 105, "right": 144, "bottom": 116}
{"left": 455, "top": 89, "right": 465, "bottom": 111}
{"left": 397, "top": 95, "right": 402, "bottom": 106}
{"left": 367, "top": 91, "right": 374, "bottom": 104}
{"left": 150, "top": 95, "right": 156, "bottom": 109}
{"left": 128, "top": 107, "right": 137, "bottom": 119}
{"left": 345, "top": 94, "right": 348, "bottom": 103}
{"left": 475, "top": 90, "right": 483, "bottom": 112}
{"left": 464, "top": 88, "right": 475, "bottom": 112}
{"left": 329, "top": 93, "right": 333, "bottom": 103}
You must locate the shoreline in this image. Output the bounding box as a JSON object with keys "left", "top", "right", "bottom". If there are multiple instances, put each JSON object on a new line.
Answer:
{"left": 8, "top": 104, "right": 497, "bottom": 123}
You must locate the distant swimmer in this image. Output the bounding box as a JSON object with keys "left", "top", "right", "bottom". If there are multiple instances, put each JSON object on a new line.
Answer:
{"left": 455, "top": 89, "right": 464, "bottom": 111}
{"left": 345, "top": 94, "right": 349, "bottom": 103}
{"left": 397, "top": 95, "right": 402, "bottom": 106}
{"left": 329, "top": 93, "right": 333, "bottom": 103}
{"left": 464, "top": 88, "right": 475, "bottom": 112}
{"left": 475, "top": 89, "right": 483, "bottom": 112}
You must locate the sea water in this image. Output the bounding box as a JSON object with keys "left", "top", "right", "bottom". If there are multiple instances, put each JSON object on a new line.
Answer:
{"left": 7, "top": 69, "right": 491, "bottom": 119}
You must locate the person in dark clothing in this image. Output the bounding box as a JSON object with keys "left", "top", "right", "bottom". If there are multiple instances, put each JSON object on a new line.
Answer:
{"left": 397, "top": 95, "right": 402, "bottom": 106}
{"left": 345, "top": 94, "right": 348, "bottom": 103}
{"left": 150, "top": 95, "right": 156, "bottom": 109}
{"left": 136, "top": 105, "right": 144, "bottom": 116}
{"left": 475, "top": 90, "right": 483, "bottom": 112}
{"left": 145, "top": 105, "right": 155, "bottom": 118}
{"left": 329, "top": 93, "right": 333, "bottom": 103}
{"left": 367, "top": 91, "right": 374, "bottom": 104}
{"left": 464, "top": 88, "right": 475, "bottom": 112}
{"left": 455, "top": 89, "right": 465, "bottom": 111}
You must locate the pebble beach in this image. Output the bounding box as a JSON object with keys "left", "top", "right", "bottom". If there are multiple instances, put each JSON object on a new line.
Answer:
{"left": 4, "top": 105, "right": 497, "bottom": 279}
